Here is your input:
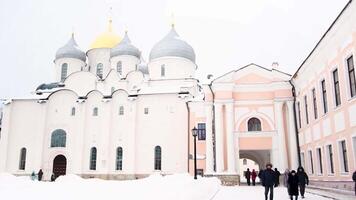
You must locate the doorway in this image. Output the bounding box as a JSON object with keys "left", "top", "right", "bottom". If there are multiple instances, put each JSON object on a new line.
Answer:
{"left": 53, "top": 155, "right": 67, "bottom": 178}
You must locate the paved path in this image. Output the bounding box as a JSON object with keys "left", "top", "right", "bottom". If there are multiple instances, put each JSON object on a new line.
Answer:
{"left": 212, "top": 186, "right": 332, "bottom": 200}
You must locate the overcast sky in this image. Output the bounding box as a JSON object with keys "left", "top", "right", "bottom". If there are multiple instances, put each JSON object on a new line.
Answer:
{"left": 0, "top": 0, "right": 349, "bottom": 98}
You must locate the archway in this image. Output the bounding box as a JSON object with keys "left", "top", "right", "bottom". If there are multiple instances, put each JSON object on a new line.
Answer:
{"left": 53, "top": 155, "right": 67, "bottom": 178}
{"left": 239, "top": 150, "right": 271, "bottom": 184}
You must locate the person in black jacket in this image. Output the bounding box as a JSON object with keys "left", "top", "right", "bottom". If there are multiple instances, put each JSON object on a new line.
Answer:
{"left": 274, "top": 168, "right": 281, "bottom": 187}
{"left": 262, "top": 163, "right": 276, "bottom": 200}
{"left": 288, "top": 170, "right": 299, "bottom": 200}
{"left": 297, "top": 167, "right": 309, "bottom": 199}
{"left": 37, "top": 169, "right": 43, "bottom": 181}
{"left": 245, "top": 168, "right": 251, "bottom": 186}
{"left": 353, "top": 171, "right": 356, "bottom": 196}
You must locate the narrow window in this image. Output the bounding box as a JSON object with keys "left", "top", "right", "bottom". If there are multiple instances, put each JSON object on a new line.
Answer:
{"left": 321, "top": 80, "right": 328, "bottom": 113}
{"left": 90, "top": 147, "right": 97, "bottom": 170}
{"left": 19, "top": 148, "right": 26, "bottom": 170}
{"left": 71, "top": 107, "right": 76, "bottom": 116}
{"left": 300, "top": 152, "right": 305, "bottom": 168}
{"left": 347, "top": 56, "right": 356, "bottom": 97}
{"left": 117, "top": 61, "right": 122, "bottom": 75}
{"left": 144, "top": 107, "right": 149, "bottom": 115}
{"left": 197, "top": 123, "right": 206, "bottom": 140}
{"left": 247, "top": 117, "right": 261, "bottom": 131}
{"left": 312, "top": 88, "right": 318, "bottom": 119}
{"left": 50, "top": 129, "right": 66, "bottom": 147}
{"left": 119, "top": 106, "right": 124, "bottom": 115}
{"left": 116, "top": 147, "right": 123, "bottom": 170}
{"left": 96, "top": 63, "right": 103, "bottom": 79}
{"left": 333, "top": 69, "right": 341, "bottom": 106}
{"left": 317, "top": 148, "right": 323, "bottom": 174}
{"left": 154, "top": 146, "right": 161, "bottom": 170}
{"left": 61, "top": 63, "right": 68, "bottom": 82}
{"left": 93, "top": 107, "right": 98, "bottom": 116}
{"left": 297, "top": 102, "right": 302, "bottom": 128}
{"left": 326, "top": 144, "right": 334, "bottom": 174}
{"left": 308, "top": 150, "right": 314, "bottom": 174}
{"left": 304, "top": 95, "right": 309, "bottom": 125}
{"left": 161, "top": 64, "right": 165, "bottom": 77}
{"left": 339, "top": 140, "right": 349, "bottom": 172}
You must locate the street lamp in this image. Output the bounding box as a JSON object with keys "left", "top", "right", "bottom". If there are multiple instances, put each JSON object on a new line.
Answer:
{"left": 192, "top": 126, "right": 198, "bottom": 180}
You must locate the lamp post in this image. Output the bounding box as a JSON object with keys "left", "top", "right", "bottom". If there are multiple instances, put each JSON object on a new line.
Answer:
{"left": 192, "top": 127, "right": 198, "bottom": 180}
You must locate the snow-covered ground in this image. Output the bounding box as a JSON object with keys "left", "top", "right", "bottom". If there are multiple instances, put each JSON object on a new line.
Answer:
{"left": 0, "top": 173, "right": 330, "bottom": 200}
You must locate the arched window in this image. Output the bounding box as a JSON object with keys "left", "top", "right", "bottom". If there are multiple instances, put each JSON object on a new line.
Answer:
{"left": 93, "top": 107, "right": 98, "bottom": 116}
{"left": 161, "top": 64, "right": 165, "bottom": 77}
{"left": 248, "top": 117, "right": 262, "bottom": 131}
{"left": 117, "top": 61, "right": 122, "bottom": 75}
{"left": 96, "top": 63, "right": 103, "bottom": 79}
{"left": 119, "top": 106, "right": 124, "bottom": 115}
{"left": 116, "top": 147, "right": 123, "bottom": 170}
{"left": 154, "top": 146, "right": 161, "bottom": 170}
{"left": 61, "top": 63, "right": 68, "bottom": 82}
{"left": 90, "top": 147, "right": 97, "bottom": 170}
{"left": 51, "top": 129, "right": 66, "bottom": 147}
{"left": 71, "top": 107, "right": 76, "bottom": 116}
{"left": 19, "top": 148, "right": 26, "bottom": 170}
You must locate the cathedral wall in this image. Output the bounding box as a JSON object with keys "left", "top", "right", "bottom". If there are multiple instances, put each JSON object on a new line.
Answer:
{"left": 148, "top": 57, "right": 196, "bottom": 80}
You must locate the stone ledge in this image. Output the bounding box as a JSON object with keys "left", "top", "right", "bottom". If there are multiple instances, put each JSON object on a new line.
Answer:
{"left": 205, "top": 174, "right": 240, "bottom": 186}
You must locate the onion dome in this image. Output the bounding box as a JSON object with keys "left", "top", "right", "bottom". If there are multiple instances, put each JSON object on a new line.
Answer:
{"left": 90, "top": 19, "right": 121, "bottom": 49}
{"left": 111, "top": 31, "right": 140, "bottom": 58}
{"left": 55, "top": 34, "right": 86, "bottom": 62}
{"left": 149, "top": 26, "right": 195, "bottom": 62}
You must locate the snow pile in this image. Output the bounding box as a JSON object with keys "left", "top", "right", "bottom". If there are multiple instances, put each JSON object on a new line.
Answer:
{"left": 0, "top": 173, "right": 221, "bottom": 200}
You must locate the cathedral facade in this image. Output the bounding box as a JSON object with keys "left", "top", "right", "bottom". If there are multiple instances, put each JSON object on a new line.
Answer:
{"left": 0, "top": 0, "right": 356, "bottom": 191}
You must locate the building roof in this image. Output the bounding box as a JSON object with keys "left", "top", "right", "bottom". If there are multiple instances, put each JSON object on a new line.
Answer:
{"left": 55, "top": 34, "right": 86, "bottom": 62}
{"left": 110, "top": 32, "right": 140, "bottom": 58}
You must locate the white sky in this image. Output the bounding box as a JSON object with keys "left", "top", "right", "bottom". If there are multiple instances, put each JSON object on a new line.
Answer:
{"left": 0, "top": 0, "right": 349, "bottom": 98}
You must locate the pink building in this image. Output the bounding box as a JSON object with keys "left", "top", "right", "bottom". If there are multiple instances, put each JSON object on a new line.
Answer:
{"left": 292, "top": 0, "right": 356, "bottom": 191}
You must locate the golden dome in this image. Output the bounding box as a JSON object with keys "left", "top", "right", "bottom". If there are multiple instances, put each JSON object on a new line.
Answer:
{"left": 90, "top": 19, "right": 121, "bottom": 49}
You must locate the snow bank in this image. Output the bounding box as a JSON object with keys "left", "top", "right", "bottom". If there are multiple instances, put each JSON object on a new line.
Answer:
{"left": 0, "top": 173, "right": 221, "bottom": 200}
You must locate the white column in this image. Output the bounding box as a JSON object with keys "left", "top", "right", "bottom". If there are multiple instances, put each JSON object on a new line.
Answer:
{"left": 274, "top": 101, "right": 288, "bottom": 171}
{"left": 225, "top": 102, "right": 236, "bottom": 173}
{"left": 286, "top": 101, "right": 299, "bottom": 170}
{"left": 205, "top": 103, "right": 214, "bottom": 174}
{"left": 214, "top": 103, "right": 224, "bottom": 173}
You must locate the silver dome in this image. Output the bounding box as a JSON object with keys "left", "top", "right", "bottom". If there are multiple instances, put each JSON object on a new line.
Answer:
{"left": 111, "top": 32, "right": 140, "bottom": 58}
{"left": 149, "top": 27, "right": 195, "bottom": 62}
{"left": 55, "top": 34, "right": 86, "bottom": 62}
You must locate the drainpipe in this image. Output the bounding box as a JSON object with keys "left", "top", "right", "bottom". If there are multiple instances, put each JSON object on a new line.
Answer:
{"left": 289, "top": 80, "right": 302, "bottom": 166}
{"left": 185, "top": 101, "right": 191, "bottom": 173}
{"left": 207, "top": 82, "right": 216, "bottom": 172}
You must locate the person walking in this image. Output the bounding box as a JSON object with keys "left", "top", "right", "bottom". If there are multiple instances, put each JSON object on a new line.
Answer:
{"left": 30, "top": 171, "right": 36, "bottom": 181}
{"left": 258, "top": 168, "right": 264, "bottom": 184}
{"left": 353, "top": 170, "right": 356, "bottom": 196}
{"left": 261, "top": 163, "right": 276, "bottom": 200}
{"left": 251, "top": 169, "right": 257, "bottom": 186}
{"left": 38, "top": 169, "right": 43, "bottom": 181}
{"left": 274, "top": 168, "right": 281, "bottom": 187}
{"left": 297, "top": 167, "right": 309, "bottom": 199}
{"left": 51, "top": 173, "right": 56, "bottom": 182}
{"left": 245, "top": 168, "right": 251, "bottom": 186}
{"left": 284, "top": 169, "right": 290, "bottom": 194}
{"left": 288, "top": 170, "right": 299, "bottom": 200}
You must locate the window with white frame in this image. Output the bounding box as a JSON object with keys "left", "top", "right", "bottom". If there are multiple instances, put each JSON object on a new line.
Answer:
{"left": 300, "top": 152, "right": 305, "bottom": 168}
{"left": 93, "top": 107, "right": 98, "bottom": 116}
{"left": 297, "top": 102, "right": 302, "bottom": 128}
{"left": 197, "top": 123, "right": 206, "bottom": 140}
{"left": 304, "top": 95, "right": 309, "bottom": 125}
{"left": 347, "top": 56, "right": 356, "bottom": 98}
{"left": 61, "top": 63, "right": 68, "bottom": 82}
{"left": 116, "top": 147, "right": 123, "bottom": 170}
{"left": 321, "top": 79, "right": 328, "bottom": 113}
{"left": 144, "top": 107, "right": 149, "bottom": 115}
{"left": 71, "top": 107, "right": 76, "bottom": 116}
{"left": 312, "top": 88, "right": 318, "bottom": 119}
{"left": 96, "top": 63, "right": 103, "bottom": 79}
{"left": 90, "top": 147, "right": 97, "bottom": 170}
{"left": 326, "top": 144, "right": 334, "bottom": 174}
{"left": 117, "top": 61, "right": 122, "bottom": 75}
{"left": 119, "top": 106, "right": 124, "bottom": 115}
{"left": 316, "top": 147, "right": 323, "bottom": 174}
{"left": 308, "top": 150, "right": 314, "bottom": 174}
{"left": 333, "top": 69, "right": 341, "bottom": 106}
{"left": 161, "top": 64, "right": 165, "bottom": 77}
{"left": 18, "top": 148, "right": 26, "bottom": 170}
{"left": 338, "top": 140, "right": 349, "bottom": 173}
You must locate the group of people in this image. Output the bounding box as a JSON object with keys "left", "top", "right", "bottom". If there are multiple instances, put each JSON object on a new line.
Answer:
{"left": 30, "top": 169, "right": 57, "bottom": 182}
{"left": 246, "top": 163, "right": 309, "bottom": 200}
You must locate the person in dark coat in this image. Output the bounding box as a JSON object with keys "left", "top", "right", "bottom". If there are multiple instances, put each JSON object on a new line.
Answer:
{"left": 251, "top": 169, "right": 257, "bottom": 186}
{"left": 261, "top": 163, "right": 276, "bottom": 200}
{"left": 50, "top": 173, "right": 56, "bottom": 182}
{"left": 288, "top": 170, "right": 299, "bottom": 200}
{"left": 353, "top": 171, "right": 356, "bottom": 196}
{"left": 245, "top": 168, "right": 251, "bottom": 186}
{"left": 258, "top": 168, "right": 264, "bottom": 182}
{"left": 37, "top": 169, "right": 43, "bottom": 181}
{"left": 274, "top": 168, "right": 281, "bottom": 187}
{"left": 297, "top": 167, "right": 309, "bottom": 198}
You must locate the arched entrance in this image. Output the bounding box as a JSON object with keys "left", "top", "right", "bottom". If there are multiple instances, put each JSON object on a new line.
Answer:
{"left": 239, "top": 150, "right": 271, "bottom": 184}
{"left": 53, "top": 155, "right": 67, "bottom": 177}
